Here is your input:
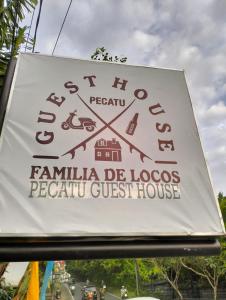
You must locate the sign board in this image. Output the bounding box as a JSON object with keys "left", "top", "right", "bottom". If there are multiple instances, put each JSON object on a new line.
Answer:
{"left": 0, "top": 53, "right": 224, "bottom": 238}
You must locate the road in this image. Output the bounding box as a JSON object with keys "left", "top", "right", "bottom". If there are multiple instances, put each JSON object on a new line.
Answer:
{"left": 72, "top": 283, "right": 120, "bottom": 300}
{"left": 105, "top": 290, "right": 120, "bottom": 300}
{"left": 52, "top": 282, "right": 120, "bottom": 300}
{"left": 60, "top": 283, "right": 74, "bottom": 300}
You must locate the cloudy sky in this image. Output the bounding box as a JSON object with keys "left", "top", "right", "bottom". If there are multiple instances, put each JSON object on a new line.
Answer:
{"left": 26, "top": 0, "right": 226, "bottom": 194}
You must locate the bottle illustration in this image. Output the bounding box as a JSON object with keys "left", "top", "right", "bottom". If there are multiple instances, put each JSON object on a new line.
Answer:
{"left": 126, "top": 113, "right": 139, "bottom": 136}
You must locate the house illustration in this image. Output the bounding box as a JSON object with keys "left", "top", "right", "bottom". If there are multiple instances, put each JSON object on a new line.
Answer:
{"left": 94, "top": 138, "right": 122, "bottom": 161}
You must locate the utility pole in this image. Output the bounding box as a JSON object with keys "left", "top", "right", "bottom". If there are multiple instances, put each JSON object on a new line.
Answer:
{"left": 134, "top": 259, "right": 140, "bottom": 296}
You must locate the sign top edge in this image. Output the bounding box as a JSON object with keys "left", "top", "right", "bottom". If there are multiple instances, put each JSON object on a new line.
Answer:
{"left": 18, "top": 52, "right": 184, "bottom": 73}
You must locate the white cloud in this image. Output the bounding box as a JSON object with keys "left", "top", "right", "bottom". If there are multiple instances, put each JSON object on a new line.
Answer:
{"left": 132, "top": 30, "right": 160, "bottom": 51}
{"left": 199, "top": 101, "right": 226, "bottom": 127}
{"left": 206, "top": 101, "right": 226, "bottom": 118}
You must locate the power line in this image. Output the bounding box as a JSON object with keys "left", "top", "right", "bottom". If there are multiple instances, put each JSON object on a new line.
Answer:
{"left": 10, "top": 0, "right": 20, "bottom": 59}
{"left": 32, "top": 0, "right": 44, "bottom": 53}
{"left": 25, "top": 6, "right": 36, "bottom": 52}
{"left": 52, "top": 0, "right": 73, "bottom": 55}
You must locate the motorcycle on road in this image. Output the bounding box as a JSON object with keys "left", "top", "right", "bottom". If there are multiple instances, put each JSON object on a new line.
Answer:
{"left": 120, "top": 287, "right": 128, "bottom": 300}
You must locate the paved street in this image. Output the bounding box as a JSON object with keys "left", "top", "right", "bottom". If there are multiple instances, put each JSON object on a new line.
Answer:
{"left": 71, "top": 283, "right": 120, "bottom": 300}
{"left": 60, "top": 283, "right": 74, "bottom": 300}
{"left": 105, "top": 291, "right": 120, "bottom": 300}
{"left": 51, "top": 281, "right": 121, "bottom": 300}
{"left": 72, "top": 283, "right": 83, "bottom": 300}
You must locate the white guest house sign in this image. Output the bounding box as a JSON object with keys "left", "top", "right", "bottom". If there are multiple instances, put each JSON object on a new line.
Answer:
{"left": 0, "top": 53, "right": 224, "bottom": 237}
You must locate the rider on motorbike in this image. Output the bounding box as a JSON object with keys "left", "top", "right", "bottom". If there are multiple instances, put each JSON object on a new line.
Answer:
{"left": 100, "top": 280, "right": 106, "bottom": 300}
{"left": 120, "top": 286, "right": 128, "bottom": 299}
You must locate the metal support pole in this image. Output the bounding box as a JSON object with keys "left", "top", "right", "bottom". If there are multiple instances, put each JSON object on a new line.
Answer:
{"left": 134, "top": 259, "right": 139, "bottom": 296}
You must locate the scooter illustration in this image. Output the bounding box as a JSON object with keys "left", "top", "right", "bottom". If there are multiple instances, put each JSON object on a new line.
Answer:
{"left": 61, "top": 110, "right": 96, "bottom": 132}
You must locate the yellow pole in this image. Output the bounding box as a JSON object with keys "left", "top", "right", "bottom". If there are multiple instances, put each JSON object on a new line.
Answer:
{"left": 26, "top": 262, "right": 39, "bottom": 300}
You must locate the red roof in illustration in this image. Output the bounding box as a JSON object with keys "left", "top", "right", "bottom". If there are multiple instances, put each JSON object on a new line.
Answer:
{"left": 95, "top": 138, "right": 121, "bottom": 149}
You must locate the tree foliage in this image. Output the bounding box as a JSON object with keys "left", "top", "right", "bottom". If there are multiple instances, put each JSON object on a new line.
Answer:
{"left": 150, "top": 258, "right": 184, "bottom": 300}
{"left": 181, "top": 253, "right": 226, "bottom": 300}
{"left": 218, "top": 192, "right": 226, "bottom": 226}
{"left": 0, "top": 0, "right": 37, "bottom": 94}
{"left": 0, "top": 263, "right": 8, "bottom": 280}
{"left": 91, "top": 47, "right": 127, "bottom": 63}
{"left": 67, "top": 258, "right": 153, "bottom": 294}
